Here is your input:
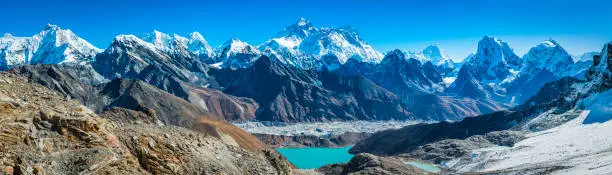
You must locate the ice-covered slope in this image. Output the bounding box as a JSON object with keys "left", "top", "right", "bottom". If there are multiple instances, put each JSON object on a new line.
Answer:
{"left": 522, "top": 40, "right": 575, "bottom": 77}
{"left": 408, "top": 45, "right": 455, "bottom": 68}
{"left": 448, "top": 110, "right": 612, "bottom": 174}
{"left": 140, "top": 30, "right": 216, "bottom": 61}
{"left": 504, "top": 40, "right": 594, "bottom": 105}
{"left": 0, "top": 24, "right": 101, "bottom": 70}
{"left": 216, "top": 38, "right": 261, "bottom": 69}
{"left": 259, "top": 18, "right": 383, "bottom": 70}
{"left": 574, "top": 51, "right": 598, "bottom": 63}
{"left": 462, "top": 36, "right": 522, "bottom": 83}
{"left": 408, "top": 45, "right": 457, "bottom": 79}
{"left": 92, "top": 34, "right": 218, "bottom": 100}
{"left": 446, "top": 36, "right": 522, "bottom": 100}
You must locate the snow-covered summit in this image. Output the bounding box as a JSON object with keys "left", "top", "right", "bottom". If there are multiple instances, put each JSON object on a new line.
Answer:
{"left": 109, "top": 34, "right": 160, "bottom": 51}
{"left": 463, "top": 36, "right": 522, "bottom": 83}
{"left": 216, "top": 38, "right": 261, "bottom": 69}
{"left": 259, "top": 18, "right": 383, "bottom": 70}
{"left": 218, "top": 38, "right": 260, "bottom": 58}
{"left": 139, "top": 30, "right": 215, "bottom": 59}
{"left": 277, "top": 18, "right": 319, "bottom": 38}
{"left": 0, "top": 24, "right": 101, "bottom": 70}
{"left": 522, "top": 39, "right": 574, "bottom": 77}
{"left": 408, "top": 45, "right": 455, "bottom": 68}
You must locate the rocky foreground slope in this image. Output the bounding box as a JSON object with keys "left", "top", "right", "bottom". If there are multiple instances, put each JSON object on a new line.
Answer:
{"left": 0, "top": 73, "right": 292, "bottom": 174}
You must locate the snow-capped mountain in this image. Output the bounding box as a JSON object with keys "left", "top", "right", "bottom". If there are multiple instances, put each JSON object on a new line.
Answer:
{"left": 408, "top": 45, "right": 457, "bottom": 79}
{"left": 408, "top": 45, "right": 454, "bottom": 68}
{"left": 216, "top": 38, "right": 261, "bottom": 69}
{"left": 259, "top": 18, "right": 383, "bottom": 70}
{"left": 574, "top": 51, "right": 598, "bottom": 63}
{"left": 522, "top": 40, "right": 574, "bottom": 77}
{"left": 140, "top": 30, "right": 215, "bottom": 61}
{"left": 92, "top": 34, "right": 217, "bottom": 99}
{"left": 446, "top": 36, "right": 522, "bottom": 100}
{"left": 0, "top": 24, "right": 101, "bottom": 70}
{"left": 504, "top": 40, "right": 594, "bottom": 105}
{"left": 586, "top": 42, "right": 612, "bottom": 86}
{"left": 462, "top": 36, "right": 522, "bottom": 84}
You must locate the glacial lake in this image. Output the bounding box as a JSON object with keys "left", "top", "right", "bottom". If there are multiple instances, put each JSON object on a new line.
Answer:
{"left": 404, "top": 161, "right": 442, "bottom": 173}
{"left": 276, "top": 146, "right": 354, "bottom": 169}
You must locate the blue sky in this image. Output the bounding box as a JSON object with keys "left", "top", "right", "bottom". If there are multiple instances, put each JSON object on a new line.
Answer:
{"left": 3, "top": 0, "right": 611, "bottom": 61}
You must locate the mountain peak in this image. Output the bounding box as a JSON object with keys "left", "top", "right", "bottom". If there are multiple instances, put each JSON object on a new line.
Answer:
{"left": 381, "top": 49, "right": 406, "bottom": 64}
{"left": 461, "top": 36, "right": 522, "bottom": 82}
{"left": 539, "top": 39, "right": 560, "bottom": 47}
{"left": 189, "top": 32, "right": 204, "bottom": 41}
{"left": 0, "top": 24, "right": 100, "bottom": 70}
{"left": 223, "top": 38, "right": 247, "bottom": 46}
{"left": 479, "top": 35, "right": 503, "bottom": 46}
{"left": 44, "top": 24, "right": 61, "bottom": 31}
{"left": 388, "top": 49, "right": 405, "bottom": 57}
{"left": 523, "top": 39, "right": 573, "bottom": 77}
{"left": 297, "top": 17, "right": 310, "bottom": 26}
{"left": 113, "top": 34, "right": 144, "bottom": 43}
{"left": 408, "top": 45, "right": 453, "bottom": 67}
{"left": 219, "top": 38, "right": 259, "bottom": 57}
{"left": 422, "top": 45, "right": 449, "bottom": 59}
{"left": 279, "top": 18, "right": 317, "bottom": 38}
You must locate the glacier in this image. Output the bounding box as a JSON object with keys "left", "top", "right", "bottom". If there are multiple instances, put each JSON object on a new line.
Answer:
{"left": 233, "top": 120, "right": 429, "bottom": 137}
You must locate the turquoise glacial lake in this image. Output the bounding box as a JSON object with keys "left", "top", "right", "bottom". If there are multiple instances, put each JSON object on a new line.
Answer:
{"left": 404, "top": 161, "right": 441, "bottom": 173}
{"left": 276, "top": 146, "right": 354, "bottom": 169}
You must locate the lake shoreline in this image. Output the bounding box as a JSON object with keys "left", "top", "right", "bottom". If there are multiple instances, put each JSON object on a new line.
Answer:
{"left": 276, "top": 146, "right": 355, "bottom": 169}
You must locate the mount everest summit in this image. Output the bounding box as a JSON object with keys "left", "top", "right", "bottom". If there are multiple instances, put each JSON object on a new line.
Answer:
{"left": 259, "top": 18, "right": 383, "bottom": 70}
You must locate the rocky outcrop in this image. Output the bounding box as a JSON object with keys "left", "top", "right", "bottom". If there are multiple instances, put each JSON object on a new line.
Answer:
{"left": 317, "top": 154, "right": 429, "bottom": 175}
{"left": 0, "top": 73, "right": 292, "bottom": 174}
{"left": 212, "top": 56, "right": 412, "bottom": 122}
{"left": 402, "top": 130, "right": 527, "bottom": 164}
{"left": 254, "top": 132, "right": 372, "bottom": 148}
{"left": 9, "top": 64, "right": 268, "bottom": 152}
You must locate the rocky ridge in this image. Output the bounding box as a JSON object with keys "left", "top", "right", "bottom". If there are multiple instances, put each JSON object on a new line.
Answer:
{"left": 0, "top": 73, "right": 292, "bottom": 174}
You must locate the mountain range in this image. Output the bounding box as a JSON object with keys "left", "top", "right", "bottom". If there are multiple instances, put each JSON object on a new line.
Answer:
{"left": 350, "top": 41, "right": 612, "bottom": 174}
{"left": 0, "top": 18, "right": 610, "bottom": 174}
{"left": 0, "top": 19, "right": 597, "bottom": 122}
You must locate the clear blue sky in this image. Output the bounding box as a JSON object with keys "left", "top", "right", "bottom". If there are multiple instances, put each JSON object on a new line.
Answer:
{"left": 3, "top": 0, "right": 611, "bottom": 61}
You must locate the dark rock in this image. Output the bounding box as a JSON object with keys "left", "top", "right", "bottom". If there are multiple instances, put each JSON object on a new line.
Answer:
{"left": 212, "top": 56, "right": 412, "bottom": 122}
{"left": 318, "top": 153, "right": 427, "bottom": 175}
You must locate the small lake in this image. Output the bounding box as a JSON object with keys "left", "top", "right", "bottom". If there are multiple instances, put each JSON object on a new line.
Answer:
{"left": 405, "top": 161, "right": 441, "bottom": 173}
{"left": 276, "top": 146, "right": 354, "bottom": 169}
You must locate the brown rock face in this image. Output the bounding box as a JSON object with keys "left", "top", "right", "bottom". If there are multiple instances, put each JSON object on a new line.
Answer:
{"left": 10, "top": 64, "right": 258, "bottom": 122}
{"left": 188, "top": 85, "right": 258, "bottom": 121}
{"left": 0, "top": 73, "right": 293, "bottom": 174}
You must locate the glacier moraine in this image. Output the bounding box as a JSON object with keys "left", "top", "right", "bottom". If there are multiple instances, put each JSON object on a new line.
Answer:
{"left": 233, "top": 120, "right": 432, "bottom": 136}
